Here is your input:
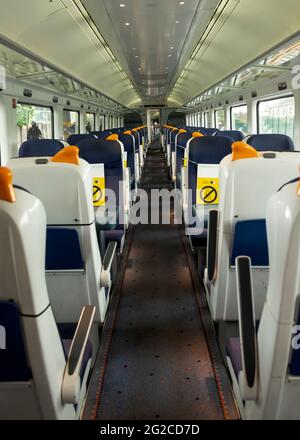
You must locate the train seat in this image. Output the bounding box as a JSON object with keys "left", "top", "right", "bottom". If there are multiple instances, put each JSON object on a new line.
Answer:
{"left": 245, "top": 133, "right": 294, "bottom": 151}
{"left": 132, "top": 128, "right": 145, "bottom": 170}
{"left": 182, "top": 135, "right": 232, "bottom": 244}
{"left": 0, "top": 168, "right": 95, "bottom": 419}
{"left": 7, "top": 148, "right": 116, "bottom": 337}
{"left": 166, "top": 128, "right": 178, "bottom": 168}
{"left": 205, "top": 142, "right": 300, "bottom": 324}
{"left": 227, "top": 177, "right": 300, "bottom": 419}
{"left": 77, "top": 138, "right": 127, "bottom": 254}
{"left": 119, "top": 131, "right": 138, "bottom": 198}
{"left": 19, "top": 139, "right": 64, "bottom": 157}
{"left": 174, "top": 130, "right": 192, "bottom": 187}
{"left": 131, "top": 129, "right": 142, "bottom": 181}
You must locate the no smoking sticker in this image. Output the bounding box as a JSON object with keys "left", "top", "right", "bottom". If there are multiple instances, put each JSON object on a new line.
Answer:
{"left": 197, "top": 177, "right": 219, "bottom": 205}
{"left": 93, "top": 177, "right": 105, "bottom": 207}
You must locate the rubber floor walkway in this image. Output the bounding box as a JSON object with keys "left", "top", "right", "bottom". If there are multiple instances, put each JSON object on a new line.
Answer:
{"left": 83, "top": 139, "right": 239, "bottom": 420}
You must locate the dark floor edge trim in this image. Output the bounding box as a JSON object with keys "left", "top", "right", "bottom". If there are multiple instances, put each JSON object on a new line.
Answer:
{"left": 82, "top": 224, "right": 135, "bottom": 420}
{"left": 179, "top": 226, "right": 240, "bottom": 420}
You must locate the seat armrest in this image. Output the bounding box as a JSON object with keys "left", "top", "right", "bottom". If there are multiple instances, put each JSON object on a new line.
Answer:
{"left": 206, "top": 209, "right": 219, "bottom": 284}
{"left": 236, "top": 256, "right": 258, "bottom": 401}
{"left": 101, "top": 241, "right": 118, "bottom": 288}
{"left": 62, "top": 305, "right": 96, "bottom": 405}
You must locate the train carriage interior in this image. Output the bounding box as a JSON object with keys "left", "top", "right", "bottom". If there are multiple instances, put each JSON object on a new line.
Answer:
{"left": 1, "top": 0, "right": 300, "bottom": 425}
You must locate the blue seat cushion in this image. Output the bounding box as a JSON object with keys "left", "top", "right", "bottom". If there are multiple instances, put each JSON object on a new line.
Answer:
{"left": 46, "top": 228, "right": 84, "bottom": 271}
{"left": 231, "top": 219, "right": 269, "bottom": 266}
{"left": 0, "top": 301, "right": 32, "bottom": 382}
{"left": 226, "top": 337, "right": 242, "bottom": 379}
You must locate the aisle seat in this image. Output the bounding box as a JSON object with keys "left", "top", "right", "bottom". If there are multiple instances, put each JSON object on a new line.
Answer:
{"left": 7, "top": 148, "right": 116, "bottom": 333}
{"left": 227, "top": 178, "right": 300, "bottom": 419}
{"left": 204, "top": 142, "right": 300, "bottom": 323}
{"left": 77, "top": 138, "right": 126, "bottom": 254}
{"left": 119, "top": 131, "right": 137, "bottom": 198}
{"left": 0, "top": 169, "right": 95, "bottom": 419}
{"left": 183, "top": 135, "right": 232, "bottom": 243}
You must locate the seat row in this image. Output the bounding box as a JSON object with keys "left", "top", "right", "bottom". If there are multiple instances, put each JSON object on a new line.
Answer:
{"left": 162, "top": 124, "right": 300, "bottom": 419}
{"left": 0, "top": 125, "right": 146, "bottom": 419}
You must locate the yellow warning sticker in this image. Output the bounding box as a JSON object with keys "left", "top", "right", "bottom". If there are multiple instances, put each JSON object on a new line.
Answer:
{"left": 183, "top": 157, "right": 187, "bottom": 167}
{"left": 197, "top": 177, "right": 219, "bottom": 205}
{"left": 93, "top": 177, "right": 105, "bottom": 207}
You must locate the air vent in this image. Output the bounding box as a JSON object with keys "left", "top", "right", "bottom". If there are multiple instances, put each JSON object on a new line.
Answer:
{"left": 239, "top": 95, "right": 244, "bottom": 102}
{"left": 67, "top": 100, "right": 71, "bottom": 106}
{"left": 53, "top": 96, "right": 58, "bottom": 103}
{"left": 23, "top": 88, "right": 32, "bottom": 97}
{"left": 251, "top": 91, "right": 257, "bottom": 98}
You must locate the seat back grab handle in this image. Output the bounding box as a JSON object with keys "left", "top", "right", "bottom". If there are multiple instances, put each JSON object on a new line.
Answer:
{"left": 62, "top": 305, "right": 96, "bottom": 405}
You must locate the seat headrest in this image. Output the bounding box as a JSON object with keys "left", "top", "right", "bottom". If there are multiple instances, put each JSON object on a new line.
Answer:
{"left": 189, "top": 136, "right": 232, "bottom": 164}
{"left": 177, "top": 132, "right": 192, "bottom": 147}
{"left": 91, "top": 130, "right": 112, "bottom": 139}
{"left": 216, "top": 130, "right": 244, "bottom": 141}
{"left": 78, "top": 138, "right": 122, "bottom": 169}
{"left": 19, "top": 139, "right": 63, "bottom": 158}
{"left": 67, "top": 134, "right": 95, "bottom": 145}
{"left": 119, "top": 134, "right": 134, "bottom": 152}
{"left": 246, "top": 134, "right": 294, "bottom": 152}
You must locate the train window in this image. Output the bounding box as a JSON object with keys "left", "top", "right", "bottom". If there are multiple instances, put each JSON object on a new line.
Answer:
{"left": 17, "top": 103, "right": 53, "bottom": 145}
{"left": 63, "top": 110, "right": 80, "bottom": 141}
{"left": 257, "top": 96, "right": 295, "bottom": 139}
{"left": 231, "top": 105, "right": 248, "bottom": 133}
{"left": 99, "top": 115, "right": 105, "bottom": 131}
{"left": 204, "top": 112, "right": 209, "bottom": 127}
{"left": 85, "top": 113, "right": 95, "bottom": 133}
{"left": 214, "top": 109, "right": 225, "bottom": 130}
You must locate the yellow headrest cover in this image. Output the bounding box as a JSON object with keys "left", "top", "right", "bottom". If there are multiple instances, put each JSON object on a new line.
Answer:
{"left": 179, "top": 129, "right": 187, "bottom": 134}
{"left": 52, "top": 146, "right": 80, "bottom": 166}
{"left": 107, "top": 134, "right": 119, "bottom": 141}
{"left": 232, "top": 141, "right": 260, "bottom": 161}
{"left": 0, "top": 167, "right": 16, "bottom": 203}
{"left": 124, "top": 130, "right": 132, "bottom": 135}
{"left": 192, "top": 132, "right": 204, "bottom": 138}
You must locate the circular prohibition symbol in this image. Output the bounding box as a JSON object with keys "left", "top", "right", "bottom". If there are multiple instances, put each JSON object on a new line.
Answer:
{"left": 93, "top": 183, "right": 103, "bottom": 203}
{"left": 199, "top": 185, "right": 218, "bottom": 204}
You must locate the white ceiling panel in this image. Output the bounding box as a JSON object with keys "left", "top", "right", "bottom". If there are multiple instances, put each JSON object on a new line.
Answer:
{"left": 81, "top": 0, "right": 219, "bottom": 104}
